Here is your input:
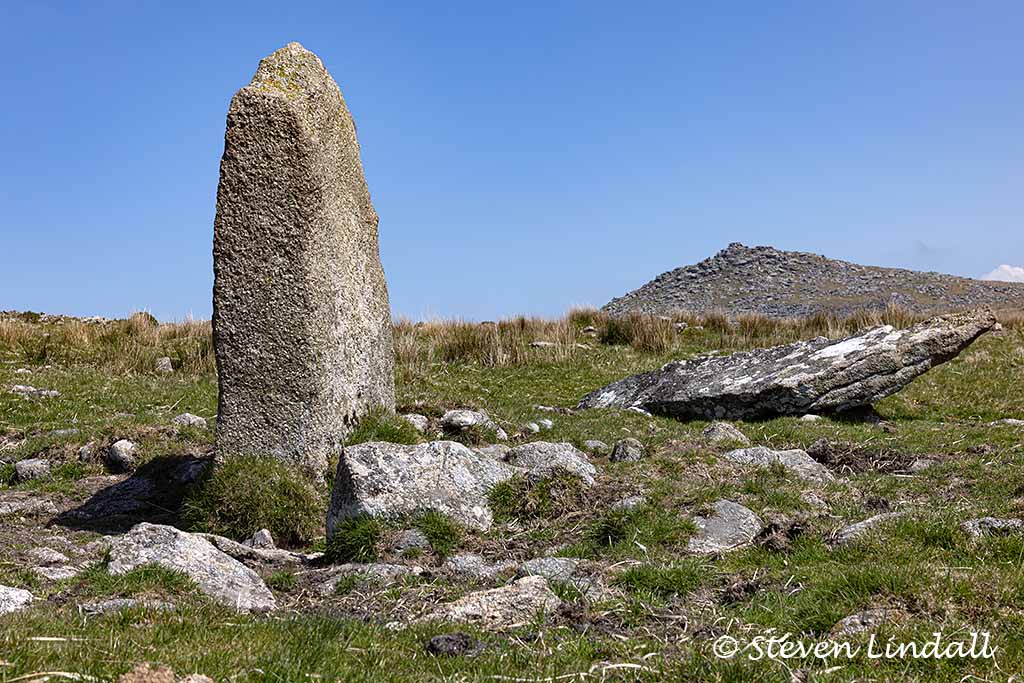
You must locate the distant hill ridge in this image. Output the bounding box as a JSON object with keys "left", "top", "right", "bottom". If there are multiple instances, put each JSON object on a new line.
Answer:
{"left": 603, "top": 243, "right": 1024, "bottom": 318}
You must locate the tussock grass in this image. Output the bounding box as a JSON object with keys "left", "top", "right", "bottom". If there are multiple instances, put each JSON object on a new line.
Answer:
{"left": 182, "top": 455, "right": 324, "bottom": 547}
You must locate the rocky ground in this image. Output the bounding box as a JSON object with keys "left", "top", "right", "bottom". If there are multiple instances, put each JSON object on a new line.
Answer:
{"left": 1, "top": 311, "right": 1023, "bottom": 682}
{"left": 603, "top": 243, "right": 1024, "bottom": 318}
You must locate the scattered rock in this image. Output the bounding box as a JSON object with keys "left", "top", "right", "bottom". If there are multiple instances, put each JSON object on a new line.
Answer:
{"left": 198, "top": 533, "right": 311, "bottom": 568}
{"left": 473, "top": 444, "right": 510, "bottom": 460}
{"left": 581, "top": 326, "right": 597, "bottom": 335}
{"left": 800, "top": 414, "right": 824, "bottom": 422}
{"left": 419, "top": 576, "right": 562, "bottom": 630}
{"left": 328, "top": 441, "right": 517, "bottom": 533}
{"left": 579, "top": 309, "right": 996, "bottom": 419}
{"left": 831, "top": 608, "right": 904, "bottom": 637}
{"left": 609, "top": 438, "right": 645, "bottom": 462}
{"left": 118, "top": 662, "right": 174, "bottom": 683}
{"left": 78, "top": 598, "right": 176, "bottom": 616}
{"left": 213, "top": 44, "right": 395, "bottom": 479}
{"left": 107, "top": 523, "right": 276, "bottom": 612}
{"left": 442, "top": 553, "right": 515, "bottom": 581}
{"left": 32, "top": 565, "right": 80, "bottom": 581}
{"left": 909, "top": 458, "right": 937, "bottom": 473}
{"left": 154, "top": 357, "right": 174, "bottom": 374}
{"left": 611, "top": 494, "right": 645, "bottom": 511}
{"left": 721, "top": 446, "right": 834, "bottom": 483}
{"left": 702, "top": 422, "right": 751, "bottom": 446}
{"left": 441, "top": 410, "right": 508, "bottom": 441}
{"left": 502, "top": 442, "right": 597, "bottom": 485}
{"left": 537, "top": 418, "right": 554, "bottom": 431}
{"left": 687, "top": 500, "right": 763, "bottom": 554}
{"left": 10, "top": 385, "right": 60, "bottom": 399}
{"left": 833, "top": 512, "right": 905, "bottom": 545}
{"left": 426, "top": 632, "right": 478, "bottom": 657}
{"left": 523, "top": 423, "right": 540, "bottom": 434}
{"left": 530, "top": 341, "right": 557, "bottom": 348}
{"left": 400, "top": 414, "right": 430, "bottom": 433}
{"left": 391, "top": 529, "right": 431, "bottom": 554}
{"left": 515, "top": 557, "right": 581, "bottom": 584}
{"left": 14, "top": 458, "right": 51, "bottom": 482}
{"left": 582, "top": 440, "right": 610, "bottom": 456}
{"left": 246, "top": 528, "right": 275, "bottom": 550}
{"left": 26, "top": 547, "right": 69, "bottom": 566}
{"left": 0, "top": 585, "right": 33, "bottom": 614}
{"left": 171, "top": 413, "right": 207, "bottom": 428}
{"left": 0, "top": 495, "right": 58, "bottom": 518}
{"left": 960, "top": 517, "right": 1024, "bottom": 538}
{"left": 989, "top": 418, "right": 1024, "bottom": 427}
{"left": 105, "top": 439, "right": 138, "bottom": 473}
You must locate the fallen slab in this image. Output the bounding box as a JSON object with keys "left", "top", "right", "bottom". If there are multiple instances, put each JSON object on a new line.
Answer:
{"left": 418, "top": 576, "right": 562, "bottom": 630}
{"left": 578, "top": 309, "right": 996, "bottom": 420}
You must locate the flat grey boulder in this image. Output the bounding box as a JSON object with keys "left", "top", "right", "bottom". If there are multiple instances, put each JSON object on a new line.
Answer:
{"left": 687, "top": 500, "right": 763, "bottom": 554}
{"left": 441, "top": 410, "right": 508, "bottom": 441}
{"left": 702, "top": 422, "right": 751, "bottom": 446}
{"left": 328, "top": 441, "right": 517, "bottom": 534}
{"left": 442, "top": 553, "right": 515, "bottom": 581}
{"left": 961, "top": 517, "right": 1024, "bottom": 538}
{"left": 107, "top": 523, "right": 276, "bottom": 612}
{"left": 171, "top": 413, "right": 207, "bottom": 429}
{"left": 832, "top": 512, "right": 905, "bottom": 545}
{"left": 578, "top": 309, "right": 996, "bottom": 419}
{"left": 721, "top": 446, "right": 834, "bottom": 483}
{"left": 609, "top": 438, "right": 646, "bottom": 463}
{"left": 502, "top": 442, "right": 596, "bottom": 484}
{"left": 14, "top": 458, "right": 50, "bottom": 482}
{"left": 418, "top": 576, "right": 562, "bottom": 630}
{"left": 0, "top": 585, "right": 34, "bottom": 614}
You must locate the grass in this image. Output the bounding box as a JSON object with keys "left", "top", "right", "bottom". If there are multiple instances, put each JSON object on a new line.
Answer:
{"left": 1, "top": 308, "right": 1023, "bottom": 681}
{"left": 345, "top": 408, "right": 421, "bottom": 446}
{"left": 325, "top": 516, "right": 383, "bottom": 563}
{"left": 181, "top": 455, "right": 324, "bottom": 547}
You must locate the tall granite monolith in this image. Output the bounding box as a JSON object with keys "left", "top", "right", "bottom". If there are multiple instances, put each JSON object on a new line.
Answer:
{"left": 213, "top": 42, "right": 395, "bottom": 478}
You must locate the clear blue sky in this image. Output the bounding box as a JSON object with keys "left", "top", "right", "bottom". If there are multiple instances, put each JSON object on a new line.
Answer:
{"left": 2, "top": 1, "right": 1021, "bottom": 321}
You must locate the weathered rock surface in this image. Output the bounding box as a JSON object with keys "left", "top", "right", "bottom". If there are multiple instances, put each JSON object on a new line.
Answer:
{"left": 213, "top": 42, "right": 394, "bottom": 478}
{"left": 961, "top": 517, "right": 1024, "bottom": 538}
{"left": 502, "top": 442, "right": 596, "bottom": 484}
{"left": 419, "top": 576, "right": 562, "bottom": 630}
{"left": 107, "top": 523, "right": 276, "bottom": 612}
{"left": 10, "top": 385, "right": 59, "bottom": 399}
{"left": 702, "top": 422, "right": 751, "bottom": 446}
{"left": 316, "top": 563, "right": 422, "bottom": 596}
{"left": 442, "top": 553, "right": 515, "bottom": 581}
{"left": 583, "top": 440, "right": 611, "bottom": 456}
{"left": 609, "top": 438, "right": 646, "bottom": 463}
{"left": 441, "top": 410, "right": 508, "bottom": 441}
{"left": 78, "top": 598, "right": 175, "bottom": 616}
{"left": 400, "top": 414, "right": 429, "bottom": 433}
{"left": 833, "top": 512, "right": 905, "bottom": 545}
{"left": 14, "top": 458, "right": 50, "bottom": 482}
{"left": 722, "top": 446, "right": 834, "bottom": 483}
{"left": 0, "top": 585, "right": 34, "bottom": 614}
{"left": 328, "top": 441, "right": 516, "bottom": 534}
{"left": 578, "top": 310, "right": 996, "bottom": 420}
{"left": 602, "top": 242, "right": 1024, "bottom": 318}
{"left": 197, "top": 533, "right": 312, "bottom": 568}
{"left": 106, "top": 439, "right": 137, "bottom": 473}
{"left": 172, "top": 413, "right": 207, "bottom": 429}
{"left": 687, "top": 500, "right": 763, "bottom": 554}
{"left": 831, "top": 608, "right": 904, "bottom": 637}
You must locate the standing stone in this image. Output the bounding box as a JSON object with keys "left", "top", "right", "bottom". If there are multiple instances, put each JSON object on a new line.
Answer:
{"left": 213, "top": 43, "right": 395, "bottom": 477}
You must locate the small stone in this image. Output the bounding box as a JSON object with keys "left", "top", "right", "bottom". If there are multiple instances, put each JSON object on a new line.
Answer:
{"left": 317, "top": 563, "right": 422, "bottom": 596}
{"left": 48, "top": 428, "right": 79, "bottom": 438}
{"left": 523, "top": 423, "right": 540, "bottom": 434}
{"left": 989, "top": 418, "right": 1024, "bottom": 427}
{"left": 581, "top": 326, "right": 597, "bottom": 335}
{"left": 248, "top": 528, "right": 275, "bottom": 550}
{"left": 426, "top": 632, "right": 477, "bottom": 657}
{"left": 537, "top": 418, "right": 554, "bottom": 431}
{"left": 441, "top": 410, "right": 507, "bottom": 441}
{"left": 530, "top": 341, "right": 557, "bottom": 348}
{"left": 831, "top": 608, "right": 903, "bottom": 637}
{"left": 400, "top": 414, "right": 430, "bottom": 433}
{"left": 442, "top": 553, "right": 515, "bottom": 581}
{"left": 0, "top": 585, "right": 33, "bottom": 614}
{"left": 833, "top": 512, "right": 905, "bottom": 545}
{"left": 14, "top": 368, "right": 31, "bottom": 374}
{"left": 106, "top": 440, "right": 138, "bottom": 473}
{"left": 583, "top": 439, "right": 611, "bottom": 456}
{"left": 610, "top": 438, "right": 645, "bottom": 462}
{"left": 14, "top": 458, "right": 51, "bottom": 482}
{"left": 10, "top": 385, "right": 59, "bottom": 399}
{"left": 611, "top": 494, "right": 645, "bottom": 511}
{"left": 503, "top": 442, "right": 597, "bottom": 485}
{"left": 154, "top": 357, "right": 173, "bottom": 374}
{"left": 800, "top": 414, "right": 823, "bottom": 422}
{"left": 419, "top": 576, "right": 562, "bottom": 630}
{"left": 391, "top": 529, "right": 430, "bottom": 554}
{"left": 515, "top": 557, "right": 581, "bottom": 583}
{"left": 171, "top": 413, "right": 207, "bottom": 428}
{"left": 909, "top": 458, "right": 937, "bottom": 473}
{"left": 702, "top": 422, "right": 751, "bottom": 446}
{"left": 77, "top": 442, "right": 96, "bottom": 462}
{"left": 534, "top": 405, "right": 557, "bottom": 412}
{"left": 721, "top": 446, "right": 834, "bottom": 483}
{"left": 32, "top": 565, "right": 80, "bottom": 581}
{"left": 961, "top": 517, "right": 1024, "bottom": 538}
{"left": 78, "top": 598, "right": 176, "bottom": 615}
{"left": 26, "top": 547, "right": 69, "bottom": 566}
{"left": 473, "top": 444, "right": 510, "bottom": 459}
{"left": 687, "top": 500, "right": 763, "bottom": 554}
